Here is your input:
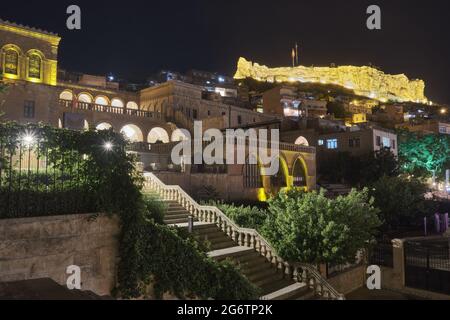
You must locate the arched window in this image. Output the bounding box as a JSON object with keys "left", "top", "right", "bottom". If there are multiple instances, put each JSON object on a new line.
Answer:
{"left": 111, "top": 98, "right": 124, "bottom": 108}
{"left": 270, "top": 158, "right": 288, "bottom": 187}
{"left": 126, "top": 101, "right": 139, "bottom": 110}
{"left": 95, "top": 96, "right": 109, "bottom": 106}
{"left": 28, "top": 54, "right": 42, "bottom": 79}
{"left": 59, "top": 90, "right": 73, "bottom": 101}
{"left": 78, "top": 93, "right": 93, "bottom": 103}
{"left": 120, "top": 124, "right": 144, "bottom": 142}
{"left": 148, "top": 127, "right": 170, "bottom": 144}
{"left": 4, "top": 49, "right": 19, "bottom": 75}
{"left": 294, "top": 136, "right": 309, "bottom": 146}
{"left": 292, "top": 158, "right": 307, "bottom": 187}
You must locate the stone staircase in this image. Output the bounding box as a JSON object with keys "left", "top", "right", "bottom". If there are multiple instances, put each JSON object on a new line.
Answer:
{"left": 145, "top": 173, "right": 344, "bottom": 300}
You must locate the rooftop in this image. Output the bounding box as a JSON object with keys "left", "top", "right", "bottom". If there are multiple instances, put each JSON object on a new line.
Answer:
{"left": 0, "top": 18, "right": 60, "bottom": 45}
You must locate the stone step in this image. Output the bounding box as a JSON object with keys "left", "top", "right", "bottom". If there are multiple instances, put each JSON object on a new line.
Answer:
{"left": 260, "top": 278, "right": 294, "bottom": 296}
{"left": 240, "top": 260, "right": 273, "bottom": 273}
{"left": 156, "top": 196, "right": 324, "bottom": 301}
{"left": 165, "top": 217, "right": 191, "bottom": 224}
{"left": 170, "top": 222, "right": 215, "bottom": 229}
{"left": 228, "top": 251, "right": 265, "bottom": 264}
{"left": 196, "top": 232, "right": 231, "bottom": 243}
{"left": 209, "top": 240, "right": 237, "bottom": 251}
{"left": 164, "top": 213, "right": 190, "bottom": 220}
{"left": 208, "top": 246, "right": 255, "bottom": 260}
{"left": 261, "top": 283, "right": 308, "bottom": 300}
{"left": 245, "top": 266, "right": 279, "bottom": 282}
{"left": 254, "top": 272, "right": 284, "bottom": 288}
{"left": 292, "top": 290, "right": 316, "bottom": 300}
{"left": 166, "top": 209, "right": 190, "bottom": 215}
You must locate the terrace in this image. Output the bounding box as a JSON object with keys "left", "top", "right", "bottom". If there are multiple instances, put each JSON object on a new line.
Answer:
{"left": 58, "top": 99, "right": 164, "bottom": 120}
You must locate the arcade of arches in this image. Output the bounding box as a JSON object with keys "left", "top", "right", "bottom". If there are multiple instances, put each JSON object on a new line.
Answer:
{"left": 244, "top": 154, "right": 309, "bottom": 201}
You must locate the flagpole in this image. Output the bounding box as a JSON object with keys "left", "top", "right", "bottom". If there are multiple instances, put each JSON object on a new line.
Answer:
{"left": 291, "top": 48, "right": 295, "bottom": 68}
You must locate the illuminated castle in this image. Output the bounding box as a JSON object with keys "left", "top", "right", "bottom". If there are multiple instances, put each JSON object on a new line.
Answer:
{"left": 234, "top": 57, "right": 427, "bottom": 103}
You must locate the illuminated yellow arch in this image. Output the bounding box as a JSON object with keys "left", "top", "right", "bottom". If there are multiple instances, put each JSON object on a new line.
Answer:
{"left": 244, "top": 153, "right": 268, "bottom": 201}
{"left": 277, "top": 155, "right": 291, "bottom": 189}
{"left": 292, "top": 155, "right": 309, "bottom": 191}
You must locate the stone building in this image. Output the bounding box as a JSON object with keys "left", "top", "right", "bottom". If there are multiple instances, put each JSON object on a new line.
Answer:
{"left": 0, "top": 19, "right": 317, "bottom": 202}
{"left": 262, "top": 85, "right": 327, "bottom": 119}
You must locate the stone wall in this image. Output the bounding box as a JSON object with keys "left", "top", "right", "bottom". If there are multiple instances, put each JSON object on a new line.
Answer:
{"left": 0, "top": 213, "right": 120, "bottom": 296}
{"left": 327, "top": 265, "right": 366, "bottom": 295}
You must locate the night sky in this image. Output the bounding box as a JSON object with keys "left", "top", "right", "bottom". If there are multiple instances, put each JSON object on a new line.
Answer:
{"left": 2, "top": 0, "right": 450, "bottom": 104}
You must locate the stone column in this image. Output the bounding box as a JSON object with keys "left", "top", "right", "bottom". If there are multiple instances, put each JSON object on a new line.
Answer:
{"left": 391, "top": 239, "right": 405, "bottom": 287}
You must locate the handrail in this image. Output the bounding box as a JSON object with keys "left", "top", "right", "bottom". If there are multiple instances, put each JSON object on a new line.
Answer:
{"left": 143, "top": 172, "right": 344, "bottom": 300}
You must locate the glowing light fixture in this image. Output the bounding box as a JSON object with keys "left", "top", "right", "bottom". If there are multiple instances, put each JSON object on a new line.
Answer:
{"left": 21, "top": 132, "right": 36, "bottom": 146}
{"left": 104, "top": 142, "right": 113, "bottom": 151}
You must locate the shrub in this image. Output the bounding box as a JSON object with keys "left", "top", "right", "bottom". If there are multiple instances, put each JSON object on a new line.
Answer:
{"left": 216, "top": 203, "right": 267, "bottom": 230}
{"left": 261, "top": 188, "right": 381, "bottom": 265}
{"left": 142, "top": 193, "right": 166, "bottom": 224}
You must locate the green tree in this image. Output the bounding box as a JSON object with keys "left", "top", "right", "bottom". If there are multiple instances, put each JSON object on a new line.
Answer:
{"left": 358, "top": 148, "right": 399, "bottom": 184}
{"left": 368, "top": 175, "right": 436, "bottom": 231}
{"left": 261, "top": 189, "right": 380, "bottom": 265}
{"left": 399, "top": 132, "right": 450, "bottom": 178}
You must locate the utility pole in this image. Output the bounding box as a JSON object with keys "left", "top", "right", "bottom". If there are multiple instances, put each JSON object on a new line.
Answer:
{"left": 295, "top": 43, "right": 299, "bottom": 66}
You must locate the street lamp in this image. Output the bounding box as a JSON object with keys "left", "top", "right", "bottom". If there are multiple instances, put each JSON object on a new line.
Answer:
{"left": 103, "top": 142, "right": 113, "bottom": 151}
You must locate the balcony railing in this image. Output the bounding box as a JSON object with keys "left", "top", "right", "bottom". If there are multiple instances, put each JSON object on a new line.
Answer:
{"left": 59, "top": 99, "right": 164, "bottom": 120}
{"left": 128, "top": 138, "right": 315, "bottom": 155}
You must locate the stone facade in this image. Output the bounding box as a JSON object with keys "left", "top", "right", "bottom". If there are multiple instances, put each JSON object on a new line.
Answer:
{"left": 0, "top": 20, "right": 60, "bottom": 86}
{"left": 140, "top": 81, "right": 277, "bottom": 131}
{"left": 0, "top": 214, "right": 120, "bottom": 296}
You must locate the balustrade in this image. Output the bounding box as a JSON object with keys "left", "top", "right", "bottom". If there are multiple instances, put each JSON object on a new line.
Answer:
{"left": 143, "top": 172, "right": 344, "bottom": 300}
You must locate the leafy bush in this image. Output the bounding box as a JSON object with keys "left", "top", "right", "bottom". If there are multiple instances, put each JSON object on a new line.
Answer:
{"left": 118, "top": 200, "right": 259, "bottom": 300}
{"left": 142, "top": 193, "right": 166, "bottom": 224}
{"left": 368, "top": 175, "right": 437, "bottom": 231}
{"left": 0, "top": 187, "right": 98, "bottom": 219}
{"left": 216, "top": 202, "right": 267, "bottom": 230}
{"left": 260, "top": 188, "right": 381, "bottom": 265}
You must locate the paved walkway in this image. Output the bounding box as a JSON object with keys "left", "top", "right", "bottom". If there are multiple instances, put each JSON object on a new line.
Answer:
{"left": 346, "top": 287, "right": 422, "bottom": 300}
